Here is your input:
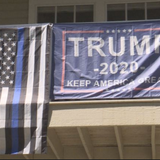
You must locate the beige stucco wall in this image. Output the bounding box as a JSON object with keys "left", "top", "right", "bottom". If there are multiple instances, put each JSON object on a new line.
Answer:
{"left": 0, "top": 0, "right": 28, "bottom": 25}
{"left": 49, "top": 99, "right": 160, "bottom": 127}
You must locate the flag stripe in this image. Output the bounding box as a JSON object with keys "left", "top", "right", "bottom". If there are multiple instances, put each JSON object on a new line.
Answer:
{"left": 18, "top": 28, "right": 29, "bottom": 153}
{"left": 0, "top": 88, "right": 9, "bottom": 125}
{"left": 11, "top": 28, "right": 25, "bottom": 154}
{"left": 0, "top": 88, "right": 9, "bottom": 154}
{"left": 23, "top": 27, "right": 36, "bottom": 154}
{"left": 41, "top": 103, "right": 49, "bottom": 153}
{"left": 5, "top": 88, "right": 14, "bottom": 154}
{"left": 35, "top": 26, "right": 47, "bottom": 153}
{"left": 42, "top": 25, "right": 51, "bottom": 152}
{"left": 3, "top": 28, "right": 18, "bottom": 154}
{"left": 30, "top": 27, "right": 42, "bottom": 153}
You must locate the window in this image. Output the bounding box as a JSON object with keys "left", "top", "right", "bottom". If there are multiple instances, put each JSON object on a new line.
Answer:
{"left": 57, "top": 6, "right": 74, "bottom": 23}
{"left": 37, "top": 5, "right": 94, "bottom": 23}
{"left": 128, "top": 3, "right": 145, "bottom": 20}
{"left": 38, "top": 7, "right": 55, "bottom": 23}
{"left": 107, "top": 4, "right": 125, "bottom": 21}
{"left": 107, "top": 1, "right": 160, "bottom": 21}
{"left": 76, "top": 5, "right": 93, "bottom": 22}
{"left": 147, "top": 2, "right": 160, "bottom": 20}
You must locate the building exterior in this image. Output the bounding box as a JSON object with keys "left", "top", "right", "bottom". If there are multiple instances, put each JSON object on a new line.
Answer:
{"left": 1, "top": 0, "right": 160, "bottom": 159}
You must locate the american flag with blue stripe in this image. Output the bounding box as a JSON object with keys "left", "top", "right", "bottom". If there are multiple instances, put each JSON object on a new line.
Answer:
{"left": 0, "top": 24, "right": 51, "bottom": 154}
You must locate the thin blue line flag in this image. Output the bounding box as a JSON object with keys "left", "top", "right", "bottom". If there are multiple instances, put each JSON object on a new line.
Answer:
{"left": 0, "top": 23, "right": 52, "bottom": 154}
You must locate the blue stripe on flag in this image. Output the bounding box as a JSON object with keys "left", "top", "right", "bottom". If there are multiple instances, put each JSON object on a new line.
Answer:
{"left": 12, "top": 28, "right": 24, "bottom": 154}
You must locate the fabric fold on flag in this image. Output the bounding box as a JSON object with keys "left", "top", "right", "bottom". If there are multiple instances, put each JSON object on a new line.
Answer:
{"left": 0, "top": 23, "right": 52, "bottom": 154}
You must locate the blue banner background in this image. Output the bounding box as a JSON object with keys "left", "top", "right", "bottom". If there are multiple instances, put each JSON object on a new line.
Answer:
{"left": 51, "top": 21, "right": 160, "bottom": 100}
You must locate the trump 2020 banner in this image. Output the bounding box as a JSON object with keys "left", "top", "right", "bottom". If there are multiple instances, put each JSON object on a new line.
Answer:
{"left": 52, "top": 21, "right": 160, "bottom": 100}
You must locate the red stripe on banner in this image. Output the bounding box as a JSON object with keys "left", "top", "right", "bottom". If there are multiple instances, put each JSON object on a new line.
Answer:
{"left": 135, "top": 28, "right": 160, "bottom": 32}
{"left": 61, "top": 30, "right": 104, "bottom": 93}
{"left": 63, "top": 90, "right": 103, "bottom": 93}
{"left": 66, "top": 31, "right": 104, "bottom": 33}
{"left": 134, "top": 87, "right": 160, "bottom": 91}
